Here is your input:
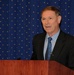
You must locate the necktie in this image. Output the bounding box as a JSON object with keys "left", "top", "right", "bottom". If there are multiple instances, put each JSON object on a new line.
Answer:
{"left": 45, "top": 37, "right": 52, "bottom": 60}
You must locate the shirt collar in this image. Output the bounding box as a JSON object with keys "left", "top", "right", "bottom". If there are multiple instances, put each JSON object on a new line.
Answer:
{"left": 46, "top": 29, "right": 60, "bottom": 41}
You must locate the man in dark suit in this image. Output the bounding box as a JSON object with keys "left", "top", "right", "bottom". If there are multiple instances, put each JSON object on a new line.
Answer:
{"left": 31, "top": 6, "right": 74, "bottom": 69}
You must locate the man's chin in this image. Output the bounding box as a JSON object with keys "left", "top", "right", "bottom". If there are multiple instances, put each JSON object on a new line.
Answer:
{"left": 46, "top": 31, "right": 51, "bottom": 33}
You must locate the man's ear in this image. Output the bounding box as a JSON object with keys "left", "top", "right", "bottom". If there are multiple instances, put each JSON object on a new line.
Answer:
{"left": 58, "top": 16, "right": 62, "bottom": 23}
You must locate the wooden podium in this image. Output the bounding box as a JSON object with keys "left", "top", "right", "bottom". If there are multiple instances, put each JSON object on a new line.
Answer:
{"left": 0, "top": 60, "right": 74, "bottom": 75}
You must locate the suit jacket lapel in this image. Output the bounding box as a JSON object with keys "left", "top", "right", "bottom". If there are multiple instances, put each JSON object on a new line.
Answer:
{"left": 37, "top": 33, "right": 46, "bottom": 60}
{"left": 50, "top": 31, "right": 66, "bottom": 59}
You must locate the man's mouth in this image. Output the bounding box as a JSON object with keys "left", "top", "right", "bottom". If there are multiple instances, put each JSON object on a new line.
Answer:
{"left": 45, "top": 26, "right": 51, "bottom": 28}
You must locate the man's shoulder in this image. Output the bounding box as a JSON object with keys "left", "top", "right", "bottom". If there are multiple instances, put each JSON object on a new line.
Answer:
{"left": 32, "top": 32, "right": 46, "bottom": 42}
{"left": 34, "top": 32, "right": 46, "bottom": 38}
{"left": 60, "top": 30, "right": 74, "bottom": 39}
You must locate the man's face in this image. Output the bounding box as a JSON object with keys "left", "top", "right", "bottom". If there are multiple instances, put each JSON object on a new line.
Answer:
{"left": 41, "top": 10, "right": 61, "bottom": 36}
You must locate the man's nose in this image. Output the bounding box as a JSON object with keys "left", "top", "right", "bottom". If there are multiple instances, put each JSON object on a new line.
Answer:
{"left": 45, "top": 19, "right": 49, "bottom": 24}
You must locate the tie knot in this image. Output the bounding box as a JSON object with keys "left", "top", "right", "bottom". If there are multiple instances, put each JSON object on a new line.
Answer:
{"left": 48, "top": 37, "right": 52, "bottom": 42}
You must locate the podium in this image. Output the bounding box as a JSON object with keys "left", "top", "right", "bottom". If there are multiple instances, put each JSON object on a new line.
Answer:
{"left": 0, "top": 60, "right": 74, "bottom": 75}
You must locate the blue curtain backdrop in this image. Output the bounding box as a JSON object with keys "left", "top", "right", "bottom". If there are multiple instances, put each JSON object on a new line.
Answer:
{"left": 0, "top": 0, "right": 74, "bottom": 59}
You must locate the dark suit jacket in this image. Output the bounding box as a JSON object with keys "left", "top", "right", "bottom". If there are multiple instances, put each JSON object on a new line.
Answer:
{"left": 31, "top": 30, "right": 74, "bottom": 69}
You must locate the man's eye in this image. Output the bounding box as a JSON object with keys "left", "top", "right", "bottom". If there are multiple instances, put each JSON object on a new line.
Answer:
{"left": 49, "top": 18, "right": 52, "bottom": 19}
{"left": 42, "top": 18, "right": 46, "bottom": 20}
